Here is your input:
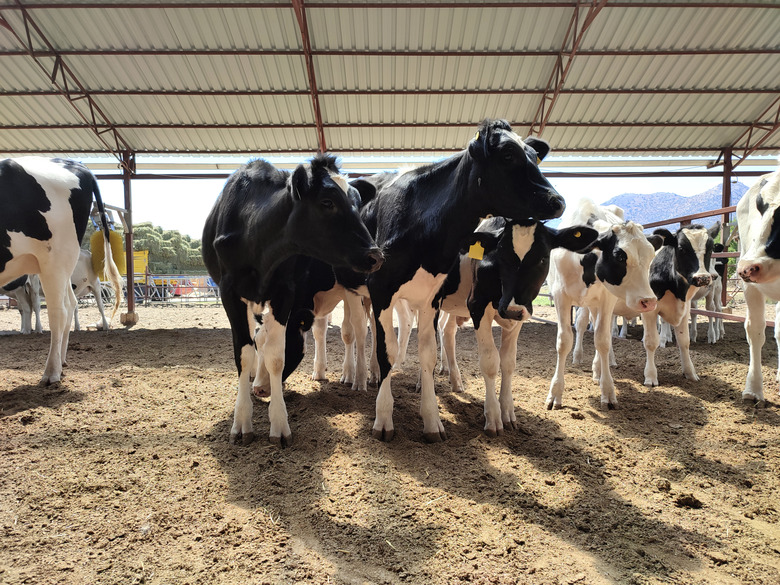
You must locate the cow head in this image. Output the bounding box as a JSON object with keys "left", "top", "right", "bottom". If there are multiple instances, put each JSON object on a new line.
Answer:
{"left": 653, "top": 222, "right": 718, "bottom": 289}
{"left": 467, "top": 119, "right": 565, "bottom": 221}
{"left": 469, "top": 219, "right": 598, "bottom": 322}
{"left": 588, "top": 221, "right": 658, "bottom": 313}
{"left": 289, "top": 154, "right": 384, "bottom": 274}
{"left": 737, "top": 170, "right": 780, "bottom": 284}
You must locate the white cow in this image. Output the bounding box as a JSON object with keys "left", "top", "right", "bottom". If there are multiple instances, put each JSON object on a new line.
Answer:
{"left": 0, "top": 275, "right": 42, "bottom": 334}
{"left": 0, "top": 158, "right": 122, "bottom": 384}
{"left": 735, "top": 163, "right": 780, "bottom": 405}
{"left": 70, "top": 249, "right": 110, "bottom": 331}
{"left": 547, "top": 199, "right": 658, "bottom": 410}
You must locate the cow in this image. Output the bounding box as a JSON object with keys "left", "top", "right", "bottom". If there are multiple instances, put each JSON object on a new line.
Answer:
{"left": 0, "top": 157, "right": 122, "bottom": 384}
{"left": 0, "top": 275, "right": 42, "bottom": 334}
{"left": 690, "top": 241, "right": 726, "bottom": 343}
{"left": 433, "top": 217, "right": 597, "bottom": 435}
{"left": 546, "top": 199, "right": 658, "bottom": 410}
{"left": 634, "top": 223, "right": 719, "bottom": 386}
{"left": 201, "top": 154, "right": 384, "bottom": 447}
{"left": 363, "top": 119, "right": 565, "bottom": 442}
{"left": 735, "top": 164, "right": 780, "bottom": 406}
{"left": 71, "top": 249, "right": 110, "bottom": 331}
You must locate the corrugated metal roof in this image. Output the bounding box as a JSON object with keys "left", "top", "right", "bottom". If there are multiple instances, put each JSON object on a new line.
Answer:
{"left": 0, "top": 0, "right": 778, "bottom": 166}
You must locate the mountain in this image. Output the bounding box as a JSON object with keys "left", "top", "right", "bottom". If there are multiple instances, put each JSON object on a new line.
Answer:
{"left": 602, "top": 182, "right": 750, "bottom": 227}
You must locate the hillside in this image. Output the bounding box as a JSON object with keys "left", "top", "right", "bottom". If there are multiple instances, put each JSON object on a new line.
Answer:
{"left": 602, "top": 182, "right": 749, "bottom": 227}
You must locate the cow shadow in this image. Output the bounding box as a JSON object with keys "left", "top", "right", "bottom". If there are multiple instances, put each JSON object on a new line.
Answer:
{"left": 0, "top": 382, "right": 85, "bottom": 417}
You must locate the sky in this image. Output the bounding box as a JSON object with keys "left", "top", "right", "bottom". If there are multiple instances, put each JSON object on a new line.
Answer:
{"left": 90, "top": 155, "right": 775, "bottom": 240}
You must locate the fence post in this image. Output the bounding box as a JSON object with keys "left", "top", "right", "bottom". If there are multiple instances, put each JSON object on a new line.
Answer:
{"left": 721, "top": 148, "right": 732, "bottom": 307}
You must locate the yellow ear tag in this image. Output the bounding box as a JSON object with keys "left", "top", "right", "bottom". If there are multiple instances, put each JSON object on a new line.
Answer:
{"left": 537, "top": 157, "right": 542, "bottom": 165}
{"left": 474, "top": 131, "right": 480, "bottom": 141}
{"left": 468, "top": 241, "right": 484, "bottom": 260}
{"left": 574, "top": 231, "right": 581, "bottom": 238}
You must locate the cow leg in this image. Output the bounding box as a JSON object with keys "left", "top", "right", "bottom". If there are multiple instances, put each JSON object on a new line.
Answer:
{"left": 592, "top": 306, "right": 618, "bottom": 409}
{"left": 311, "top": 315, "right": 328, "bottom": 381}
{"left": 474, "top": 313, "right": 501, "bottom": 436}
{"left": 93, "top": 281, "right": 110, "bottom": 331}
{"left": 643, "top": 310, "right": 661, "bottom": 387}
{"left": 674, "top": 303, "right": 699, "bottom": 381}
{"left": 368, "top": 299, "right": 381, "bottom": 385}
{"left": 260, "top": 311, "right": 292, "bottom": 446}
{"left": 743, "top": 284, "right": 766, "bottom": 405}
{"left": 340, "top": 299, "right": 356, "bottom": 386}
{"left": 343, "top": 293, "right": 369, "bottom": 391}
{"left": 38, "top": 272, "right": 71, "bottom": 385}
{"left": 60, "top": 284, "right": 77, "bottom": 364}
{"left": 395, "top": 300, "right": 414, "bottom": 368}
{"left": 73, "top": 302, "right": 81, "bottom": 331}
{"left": 372, "top": 303, "right": 399, "bottom": 441}
{"left": 441, "top": 314, "right": 463, "bottom": 392}
{"left": 572, "top": 307, "right": 589, "bottom": 367}
{"left": 547, "top": 298, "right": 574, "bottom": 409}
{"left": 233, "top": 344, "right": 257, "bottom": 444}
{"left": 498, "top": 321, "right": 521, "bottom": 431}
{"left": 31, "top": 281, "right": 42, "bottom": 334}
{"left": 251, "top": 325, "right": 270, "bottom": 398}
{"left": 417, "top": 305, "right": 446, "bottom": 442}
{"left": 689, "top": 299, "right": 699, "bottom": 343}
{"left": 438, "top": 311, "right": 451, "bottom": 375}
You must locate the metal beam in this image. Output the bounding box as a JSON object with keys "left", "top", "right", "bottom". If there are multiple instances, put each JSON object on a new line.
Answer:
{"left": 528, "top": 0, "right": 608, "bottom": 137}
{"left": 291, "top": 0, "right": 326, "bottom": 153}
{"left": 0, "top": 2, "right": 775, "bottom": 9}
{"left": 2, "top": 48, "right": 776, "bottom": 58}
{"left": 1, "top": 2, "right": 132, "bottom": 169}
{"left": 729, "top": 95, "right": 780, "bottom": 170}
{"left": 2, "top": 87, "right": 777, "bottom": 98}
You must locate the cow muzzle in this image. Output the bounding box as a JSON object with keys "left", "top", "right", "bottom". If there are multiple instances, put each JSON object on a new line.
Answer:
{"left": 637, "top": 297, "right": 657, "bottom": 313}
{"left": 361, "top": 248, "right": 385, "bottom": 274}
{"left": 690, "top": 274, "right": 712, "bottom": 288}
{"left": 738, "top": 261, "right": 760, "bottom": 283}
{"left": 498, "top": 304, "right": 530, "bottom": 322}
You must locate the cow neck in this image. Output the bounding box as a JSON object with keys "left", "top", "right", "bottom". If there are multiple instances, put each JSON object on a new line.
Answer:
{"left": 423, "top": 153, "right": 488, "bottom": 269}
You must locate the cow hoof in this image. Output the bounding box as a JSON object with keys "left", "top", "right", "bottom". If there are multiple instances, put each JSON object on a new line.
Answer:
{"left": 742, "top": 394, "right": 766, "bottom": 408}
{"left": 230, "top": 431, "right": 254, "bottom": 446}
{"left": 503, "top": 420, "right": 517, "bottom": 431}
{"left": 372, "top": 427, "right": 394, "bottom": 442}
{"left": 484, "top": 427, "right": 503, "bottom": 438}
{"left": 269, "top": 433, "right": 292, "bottom": 448}
{"left": 601, "top": 402, "right": 617, "bottom": 411}
{"left": 644, "top": 378, "right": 658, "bottom": 387}
{"left": 423, "top": 430, "right": 446, "bottom": 443}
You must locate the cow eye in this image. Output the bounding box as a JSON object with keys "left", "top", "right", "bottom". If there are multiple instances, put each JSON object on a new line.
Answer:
{"left": 614, "top": 249, "right": 627, "bottom": 262}
{"left": 321, "top": 199, "right": 335, "bottom": 210}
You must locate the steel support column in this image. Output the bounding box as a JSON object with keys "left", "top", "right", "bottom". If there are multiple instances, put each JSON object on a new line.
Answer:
{"left": 291, "top": 0, "right": 327, "bottom": 153}
{"left": 121, "top": 152, "right": 139, "bottom": 326}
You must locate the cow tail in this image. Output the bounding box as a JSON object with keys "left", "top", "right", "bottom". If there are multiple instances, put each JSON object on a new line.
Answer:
{"left": 92, "top": 178, "right": 124, "bottom": 326}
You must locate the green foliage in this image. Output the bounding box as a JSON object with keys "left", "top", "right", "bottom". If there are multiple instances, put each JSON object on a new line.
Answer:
{"left": 82, "top": 221, "right": 205, "bottom": 275}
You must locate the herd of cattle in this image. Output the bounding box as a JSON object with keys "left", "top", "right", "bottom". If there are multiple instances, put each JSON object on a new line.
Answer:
{"left": 1, "top": 120, "right": 779, "bottom": 448}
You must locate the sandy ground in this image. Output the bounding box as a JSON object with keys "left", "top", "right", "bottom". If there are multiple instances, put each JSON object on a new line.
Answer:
{"left": 0, "top": 301, "right": 779, "bottom": 585}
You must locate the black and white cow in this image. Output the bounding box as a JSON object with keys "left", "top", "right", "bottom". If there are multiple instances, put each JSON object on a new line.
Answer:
{"left": 546, "top": 199, "right": 658, "bottom": 410}
{"left": 690, "top": 241, "right": 726, "bottom": 343}
{"left": 637, "top": 223, "right": 719, "bottom": 386}
{"left": 736, "top": 164, "right": 780, "bottom": 405}
{"left": 202, "top": 154, "right": 384, "bottom": 446}
{"left": 0, "top": 275, "right": 42, "bottom": 334}
{"left": 434, "top": 217, "right": 597, "bottom": 435}
{"left": 71, "top": 249, "right": 111, "bottom": 331}
{"left": 0, "top": 157, "right": 122, "bottom": 384}
{"left": 364, "top": 119, "right": 565, "bottom": 442}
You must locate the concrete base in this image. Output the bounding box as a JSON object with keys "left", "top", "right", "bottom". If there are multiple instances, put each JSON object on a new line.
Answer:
{"left": 120, "top": 311, "right": 139, "bottom": 328}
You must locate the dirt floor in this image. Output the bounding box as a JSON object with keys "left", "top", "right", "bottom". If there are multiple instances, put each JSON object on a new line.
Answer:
{"left": 0, "top": 301, "right": 779, "bottom": 585}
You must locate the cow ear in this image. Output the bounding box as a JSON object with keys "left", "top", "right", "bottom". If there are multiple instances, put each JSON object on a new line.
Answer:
{"left": 461, "top": 232, "right": 500, "bottom": 256}
{"left": 551, "top": 225, "right": 599, "bottom": 252}
{"left": 524, "top": 137, "right": 551, "bottom": 162}
{"left": 349, "top": 179, "right": 377, "bottom": 206}
{"left": 652, "top": 228, "right": 676, "bottom": 246}
{"left": 291, "top": 165, "right": 310, "bottom": 200}
{"left": 468, "top": 129, "right": 490, "bottom": 161}
{"left": 708, "top": 220, "right": 721, "bottom": 240}
{"left": 646, "top": 234, "right": 664, "bottom": 251}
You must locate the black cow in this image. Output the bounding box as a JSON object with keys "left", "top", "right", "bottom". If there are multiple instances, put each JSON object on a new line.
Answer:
{"left": 202, "top": 154, "right": 383, "bottom": 446}
{"left": 0, "top": 157, "right": 122, "bottom": 384}
{"left": 364, "top": 119, "right": 565, "bottom": 442}
{"left": 434, "top": 217, "right": 597, "bottom": 435}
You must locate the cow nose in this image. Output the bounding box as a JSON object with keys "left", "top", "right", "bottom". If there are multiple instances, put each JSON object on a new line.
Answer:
{"left": 691, "top": 274, "right": 712, "bottom": 288}
{"left": 638, "top": 298, "right": 657, "bottom": 312}
{"left": 366, "top": 248, "right": 385, "bottom": 272}
{"left": 738, "top": 263, "right": 759, "bottom": 282}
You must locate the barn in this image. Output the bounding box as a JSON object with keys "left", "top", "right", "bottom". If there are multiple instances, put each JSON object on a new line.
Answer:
{"left": 1, "top": 1, "right": 779, "bottom": 584}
